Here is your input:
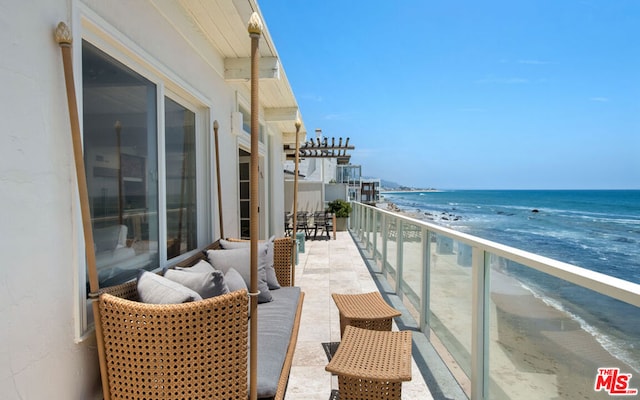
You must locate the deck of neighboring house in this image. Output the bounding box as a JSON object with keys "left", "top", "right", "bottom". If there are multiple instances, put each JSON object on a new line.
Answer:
{"left": 285, "top": 231, "right": 435, "bottom": 400}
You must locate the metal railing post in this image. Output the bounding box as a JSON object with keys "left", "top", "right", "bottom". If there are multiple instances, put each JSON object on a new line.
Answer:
{"left": 351, "top": 203, "right": 356, "bottom": 233}
{"left": 359, "top": 203, "right": 362, "bottom": 232}
{"left": 421, "top": 228, "right": 432, "bottom": 332}
{"left": 381, "top": 213, "right": 388, "bottom": 277}
{"left": 363, "top": 205, "right": 367, "bottom": 241}
{"left": 357, "top": 203, "right": 362, "bottom": 238}
{"left": 396, "top": 219, "right": 404, "bottom": 297}
{"left": 471, "top": 247, "right": 489, "bottom": 400}
{"left": 365, "top": 206, "right": 371, "bottom": 252}
{"left": 372, "top": 211, "right": 378, "bottom": 264}
{"left": 353, "top": 203, "right": 359, "bottom": 234}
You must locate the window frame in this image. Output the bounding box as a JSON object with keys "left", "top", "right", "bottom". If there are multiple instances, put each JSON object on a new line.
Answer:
{"left": 238, "top": 101, "right": 266, "bottom": 147}
{"left": 162, "top": 92, "right": 208, "bottom": 260}
{"left": 236, "top": 96, "right": 269, "bottom": 239}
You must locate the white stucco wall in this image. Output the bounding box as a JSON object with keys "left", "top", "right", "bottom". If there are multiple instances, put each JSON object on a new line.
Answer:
{"left": 0, "top": 1, "right": 281, "bottom": 398}
{"left": 269, "top": 130, "right": 286, "bottom": 237}
{"left": 284, "top": 181, "right": 324, "bottom": 213}
{"left": 325, "top": 183, "right": 349, "bottom": 203}
{"left": 1, "top": 1, "right": 103, "bottom": 398}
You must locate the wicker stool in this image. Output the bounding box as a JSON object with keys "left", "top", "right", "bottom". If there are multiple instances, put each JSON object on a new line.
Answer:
{"left": 325, "top": 326, "right": 412, "bottom": 400}
{"left": 332, "top": 292, "right": 401, "bottom": 337}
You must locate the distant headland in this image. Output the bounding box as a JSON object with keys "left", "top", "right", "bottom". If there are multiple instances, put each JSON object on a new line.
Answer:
{"left": 380, "top": 188, "right": 439, "bottom": 193}
{"left": 377, "top": 178, "right": 437, "bottom": 193}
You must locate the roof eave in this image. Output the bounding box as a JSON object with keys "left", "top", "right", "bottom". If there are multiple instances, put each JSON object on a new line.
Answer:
{"left": 162, "top": 0, "right": 305, "bottom": 143}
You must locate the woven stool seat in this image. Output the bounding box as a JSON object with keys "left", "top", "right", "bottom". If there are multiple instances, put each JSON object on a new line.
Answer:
{"left": 325, "top": 326, "right": 412, "bottom": 400}
{"left": 332, "top": 292, "right": 401, "bottom": 337}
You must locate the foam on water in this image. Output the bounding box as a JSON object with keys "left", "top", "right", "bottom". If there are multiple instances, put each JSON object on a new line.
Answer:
{"left": 384, "top": 190, "right": 640, "bottom": 284}
{"left": 520, "top": 282, "right": 640, "bottom": 373}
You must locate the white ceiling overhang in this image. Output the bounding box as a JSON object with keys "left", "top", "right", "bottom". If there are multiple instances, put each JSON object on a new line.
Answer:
{"left": 151, "top": 0, "right": 306, "bottom": 145}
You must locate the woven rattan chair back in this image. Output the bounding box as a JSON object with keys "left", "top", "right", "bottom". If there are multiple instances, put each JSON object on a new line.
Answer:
{"left": 99, "top": 288, "right": 249, "bottom": 400}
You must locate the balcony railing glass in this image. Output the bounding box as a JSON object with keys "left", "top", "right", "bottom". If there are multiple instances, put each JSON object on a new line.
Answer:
{"left": 351, "top": 202, "right": 640, "bottom": 400}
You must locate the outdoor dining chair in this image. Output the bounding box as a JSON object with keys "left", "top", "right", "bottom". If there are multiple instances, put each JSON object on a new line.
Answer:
{"left": 284, "top": 212, "right": 293, "bottom": 236}
{"left": 313, "top": 211, "right": 331, "bottom": 240}
{"left": 296, "top": 211, "right": 311, "bottom": 238}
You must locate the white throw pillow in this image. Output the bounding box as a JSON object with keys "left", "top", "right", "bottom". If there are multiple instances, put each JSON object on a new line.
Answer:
{"left": 164, "top": 268, "right": 229, "bottom": 299}
{"left": 136, "top": 270, "right": 202, "bottom": 304}
{"left": 175, "top": 259, "right": 216, "bottom": 273}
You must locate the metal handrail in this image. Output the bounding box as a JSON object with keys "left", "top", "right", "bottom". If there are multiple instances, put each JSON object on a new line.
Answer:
{"left": 353, "top": 202, "right": 640, "bottom": 307}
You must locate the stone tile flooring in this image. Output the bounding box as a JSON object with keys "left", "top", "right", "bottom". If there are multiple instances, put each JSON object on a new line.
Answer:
{"left": 285, "top": 231, "right": 433, "bottom": 399}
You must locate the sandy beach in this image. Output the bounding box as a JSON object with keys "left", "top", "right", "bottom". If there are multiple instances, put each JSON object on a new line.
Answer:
{"left": 372, "top": 202, "right": 639, "bottom": 399}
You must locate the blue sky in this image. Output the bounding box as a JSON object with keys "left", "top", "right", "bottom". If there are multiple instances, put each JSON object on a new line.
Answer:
{"left": 260, "top": 1, "right": 639, "bottom": 190}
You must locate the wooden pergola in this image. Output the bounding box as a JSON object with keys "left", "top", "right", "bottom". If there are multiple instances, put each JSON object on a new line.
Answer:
{"left": 284, "top": 136, "right": 355, "bottom": 165}
{"left": 287, "top": 131, "right": 355, "bottom": 249}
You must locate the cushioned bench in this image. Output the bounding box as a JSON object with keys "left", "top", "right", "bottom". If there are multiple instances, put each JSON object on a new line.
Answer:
{"left": 255, "top": 286, "right": 302, "bottom": 399}
{"left": 97, "top": 237, "right": 303, "bottom": 400}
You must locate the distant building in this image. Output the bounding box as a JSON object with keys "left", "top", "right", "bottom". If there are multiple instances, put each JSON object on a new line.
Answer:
{"left": 360, "top": 178, "right": 381, "bottom": 204}
{"left": 284, "top": 132, "right": 379, "bottom": 209}
{"left": 336, "top": 164, "right": 362, "bottom": 202}
{"left": 335, "top": 164, "right": 380, "bottom": 204}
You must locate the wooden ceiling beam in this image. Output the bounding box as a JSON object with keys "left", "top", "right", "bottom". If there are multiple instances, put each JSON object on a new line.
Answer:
{"left": 224, "top": 56, "right": 280, "bottom": 80}
{"left": 264, "top": 107, "right": 298, "bottom": 122}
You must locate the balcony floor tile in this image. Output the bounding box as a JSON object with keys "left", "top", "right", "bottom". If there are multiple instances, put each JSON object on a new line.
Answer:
{"left": 289, "top": 231, "right": 433, "bottom": 399}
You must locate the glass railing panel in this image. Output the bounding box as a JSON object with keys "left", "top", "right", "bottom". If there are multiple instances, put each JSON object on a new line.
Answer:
{"left": 489, "top": 257, "right": 640, "bottom": 400}
{"left": 354, "top": 203, "right": 640, "bottom": 400}
{"left": 399, "top": 221, "right": 424, "bottom": 321}
{"left": 359, "top": 206, "right": 365, "bottom": 241}
{"left": 360, "top": 205, "right": 366, "bottom": 244}
{"left": 373, "top": 212, "right": 383, "bottom": 271}
{"left": 384, "top": 215, "right": 398, "bottom": 286}
{"left": 365, "top": 207, "right": 374, "bottom": 251}
{"left": 429, "top": 234, "right": 473, "bottom": 378}
{"left": 351, "top": 203, "right": 359, "bottom": 236}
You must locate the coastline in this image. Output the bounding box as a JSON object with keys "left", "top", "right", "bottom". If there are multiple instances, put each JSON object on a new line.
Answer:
{"left": 377, "top": 200, "right": 463, "bottom": 225}
{"left": 378, "top": 190, "right": 640, "bottom": 285}
{"left": 374, "top": 200, "right": 639, "bottom": 399}
{"left": 380, "top": 189, "right": 441, "bottom": 194}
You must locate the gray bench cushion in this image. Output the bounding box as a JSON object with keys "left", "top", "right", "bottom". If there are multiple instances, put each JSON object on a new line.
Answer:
{"left": 253, "top": 287, "right": 301, "bottom": 399}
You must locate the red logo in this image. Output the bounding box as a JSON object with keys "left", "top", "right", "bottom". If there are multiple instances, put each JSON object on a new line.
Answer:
{"left": 595, "top": 368, "right": 638, "bottom": 396}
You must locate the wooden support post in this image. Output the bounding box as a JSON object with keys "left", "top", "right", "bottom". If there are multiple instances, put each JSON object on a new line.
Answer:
{"left": 213, "top": 120, "right": 224, "bottom": 239}
{"left": 292, "top": 119, "right": 301, "bottom": 285}
{"left": 333, "top": 214, "right": 337, "bottom": 240}
{"left": 55, "top": 21, "right": 110, "bottom": 400}
{"left": 248, "top": 13, "right": 262, "bottom": 400}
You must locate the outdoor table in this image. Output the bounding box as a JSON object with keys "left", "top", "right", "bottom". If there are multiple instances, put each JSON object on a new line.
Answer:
{"left": 331, "top": 292, "right": 401, "bottom": 337}
{"left": 325, "top": 325, "right": 412, "bottom": 400}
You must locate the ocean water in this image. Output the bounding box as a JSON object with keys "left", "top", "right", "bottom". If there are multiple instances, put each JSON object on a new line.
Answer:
{"left": 383, "top": 190, "right": 640, "bottom": 284}
{"left": 382, "top": 189, "right": 640, "bottom": 371}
